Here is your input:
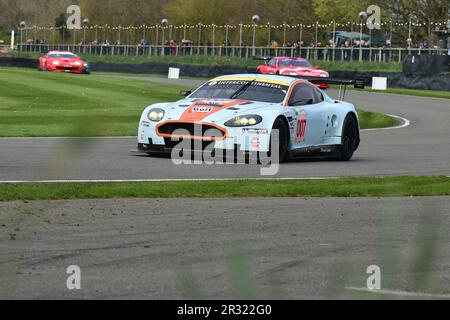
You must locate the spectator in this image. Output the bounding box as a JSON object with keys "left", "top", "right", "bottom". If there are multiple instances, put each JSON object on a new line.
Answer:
{"left": 170, "top": 39, "right": 178, "bottom": 55}
{"left": 384, "top": 39, "right": 392, "bottom": 48}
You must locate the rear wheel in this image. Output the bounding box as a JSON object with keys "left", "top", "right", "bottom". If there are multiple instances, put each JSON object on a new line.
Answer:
{"left": 337, "top": 115, "right": 358, "bottom": 161}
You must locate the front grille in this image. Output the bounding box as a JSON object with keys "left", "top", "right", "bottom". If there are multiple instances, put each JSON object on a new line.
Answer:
{"left": 157, "top": 122, "right": 226, "bottom": 140}
{"left": 57, "top": 66, "right": 78, "bottom": 70}
{"left": 164, "top": 138, "right": 215, "bottom": 150}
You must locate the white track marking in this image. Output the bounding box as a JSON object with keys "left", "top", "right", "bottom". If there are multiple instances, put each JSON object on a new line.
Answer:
{"left": 346, "top": 287, "right": 450, "bottom": 299}
{"left": 0, "top": 177, "right": 339, "bottom": 184}
{"left": 361, "top": 114, "right": 411, "bottom": 132}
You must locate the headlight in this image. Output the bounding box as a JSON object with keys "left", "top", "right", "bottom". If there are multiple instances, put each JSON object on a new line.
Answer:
{"left": 147, "top": 108, "right": 165, "bottom": 122}
{"left": 74, "top": 61, "right": 82, "bottom": 66}
{"left": 225, "top": 115, "right": 262, "bottom": 127}
{"left": 52, "top": 61, "right": 60, "bottom": 65}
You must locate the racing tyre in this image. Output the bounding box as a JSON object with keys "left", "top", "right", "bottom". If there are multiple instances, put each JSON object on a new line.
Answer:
{"left": 256, "top": 68, "right": 261, "bottom": 74}
{"left": 269, "top": 118, "right": 289, "bottom": 163}
{"left": 337, "top": 115, "right": 358, "bottom": 161}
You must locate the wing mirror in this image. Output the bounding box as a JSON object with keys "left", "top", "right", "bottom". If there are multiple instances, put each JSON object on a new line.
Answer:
{"left": 314, "top": 66, "right": 321, "bottom": 70}
{"left": 180, "top": 90, "right": 192, "bottom": 97}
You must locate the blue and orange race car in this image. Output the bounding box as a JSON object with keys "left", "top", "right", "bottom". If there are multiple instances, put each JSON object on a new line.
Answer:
{"left": 137, "top": 74, "right": 361, "bottom": 162}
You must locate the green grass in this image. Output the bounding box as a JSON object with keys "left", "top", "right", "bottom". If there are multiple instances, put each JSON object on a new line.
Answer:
{"left": 357, "top": 109, "right": 397, "bottom": 129}
{"left": 0, "top": 67, "right": 187, "bottom": 137}
{"left": 1, "top": 177, "right": 449, "bottom": 201}
{"left": 0, "top": 67, "right": 396, "bottom": 137}
{"left": 9, "top": 51, "right": 403, "bottom": 72}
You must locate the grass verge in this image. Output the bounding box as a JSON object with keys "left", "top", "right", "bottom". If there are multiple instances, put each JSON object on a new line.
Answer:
{"left": 0, "top": 67, "right": 396, "bottom": 137}
{"left": 1, "top": 176, "right": 449, "bottom": 201}
{"left": 357, "top": 109, "right": 397, "bottom": 129}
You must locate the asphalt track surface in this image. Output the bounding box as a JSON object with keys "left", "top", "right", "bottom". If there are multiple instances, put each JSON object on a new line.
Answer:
{"left": 2, "top": 196, "right": 450, "bottom": 299}
{"left": 1, "top": 77, "right": 450, "bottom": 299}
{"left": 0, "top": 77, "right": 449, "bottom": 182}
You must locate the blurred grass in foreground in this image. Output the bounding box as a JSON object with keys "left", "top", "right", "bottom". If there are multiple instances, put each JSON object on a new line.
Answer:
{"left": 175, "top": 204, "right": 448, "bottom": 300}
{"left": 1, "top": 176, "right": 450, "bottom": 201}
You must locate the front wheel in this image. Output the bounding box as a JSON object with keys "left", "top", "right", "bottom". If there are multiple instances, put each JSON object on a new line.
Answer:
{"left": 337, "top": 115, "right": 359, "bottom": 161}
{"left": 268, "top": 118, "right": 289, "bottom": 163}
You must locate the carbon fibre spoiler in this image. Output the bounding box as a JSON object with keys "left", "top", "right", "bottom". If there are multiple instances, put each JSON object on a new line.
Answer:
{"left": 286, "top": 75, "right": 366, "bottom": 101}
{"left": 253, "top": 56, "right": 272, "bottom": 61}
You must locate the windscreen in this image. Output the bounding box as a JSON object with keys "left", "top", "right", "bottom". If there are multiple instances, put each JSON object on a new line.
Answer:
{"left": 48, "top": 53, "right": 78, "bottom": 59}
{"left": 190, "top": 80, "right": 289, "bottom": 103}
{"left": 278, "top": 59, "right": 313, "bottom": 68}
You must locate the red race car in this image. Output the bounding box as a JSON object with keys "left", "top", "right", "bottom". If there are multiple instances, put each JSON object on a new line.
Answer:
{"left": 39, "top": 51, "right": 90, "bottom": 74}
{"left": 256, "top": 57, "right": 330, "bottom": 89}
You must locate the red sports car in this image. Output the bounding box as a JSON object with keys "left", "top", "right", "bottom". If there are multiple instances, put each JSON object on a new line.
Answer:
{"left": 256, "top": 57, "right": 329, "bottom": 89}
{"left": 39, "top": 51, "right": 89, "bottom": 74}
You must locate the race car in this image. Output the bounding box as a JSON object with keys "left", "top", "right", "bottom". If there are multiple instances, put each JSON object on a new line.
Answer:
{"left": 39, "top": 51, "right": 89, "bottom": 74}
{"left": 256, "top": 57, "right": 330, "bottom": 89}
{"left": 136, "top": 74, "right": 360, "bottom": 162}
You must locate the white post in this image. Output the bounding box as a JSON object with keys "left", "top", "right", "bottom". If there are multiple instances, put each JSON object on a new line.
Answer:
{"left": 315, "top": 21, "right": 318, "bottom": 46}
{"left": 359, "top": 22, "right": 363, "bottom": 62}
{"left": 212, "top": 24, "right": 215, "bottom": 48}
{"left": 299, "top": 24, "right": 303, "bottom": 46}
{"left": 225, "top": 25, "right": 229, "bottom": 46}
{"left": 198, "top": 23, "right": 202, "bottom": 47}
{"left": 252, "top": 24, "right": 256, "bottom": 56}
{"left": 10, "top": 30, "right": 15, "bottom": 49}
{"left": 239, "top": 23, "right": 243, "bottom": 47}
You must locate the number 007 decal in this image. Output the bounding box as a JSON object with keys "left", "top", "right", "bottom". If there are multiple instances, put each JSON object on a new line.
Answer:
{"left": 296, "top": 115, "right": 307, "bottom": 143}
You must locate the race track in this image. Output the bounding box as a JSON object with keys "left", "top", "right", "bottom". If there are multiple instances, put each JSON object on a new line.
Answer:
{"left": 0, "top": 78, "right": 449, "bottom": 182}
{"left": 2, "top": 196, "right": 450, "bottom": 299}
{"left": 2, "top": 77, "right": 450, "bottom": 300}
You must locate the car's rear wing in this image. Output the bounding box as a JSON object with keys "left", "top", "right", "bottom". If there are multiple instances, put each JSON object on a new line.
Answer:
{"left": 287, "top": 75, "right": 366, "bottom": 101}
{"left": 253, "top": 56, "right": 272, "bottom": 62}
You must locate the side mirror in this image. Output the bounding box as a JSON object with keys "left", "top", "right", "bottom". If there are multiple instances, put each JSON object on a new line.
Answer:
{"left": 314, "top": 66, "right": 321, "bottom": 70}
{"left": 180, "top": 90, "right": 192, "bottom": 97}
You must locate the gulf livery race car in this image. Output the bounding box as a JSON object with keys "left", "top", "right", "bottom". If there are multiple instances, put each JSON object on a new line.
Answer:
{"left": 39, "top": 51, "right": 90, "bottom": 74}
{"left": 256, "top": 57, "right": 330, "bottom": 89}
{"left": 136, "top": 74, "right": 361, "bottom": 162}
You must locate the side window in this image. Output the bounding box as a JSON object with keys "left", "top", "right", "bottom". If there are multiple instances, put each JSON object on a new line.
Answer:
{"left": 269, "top": 58, "right": 276, "bottom": 67}
{"left": 311, "top": 86, "right": 324, "bottom": 103}
{"left": 288, "top": 84, "right": 315, "bottom": 106}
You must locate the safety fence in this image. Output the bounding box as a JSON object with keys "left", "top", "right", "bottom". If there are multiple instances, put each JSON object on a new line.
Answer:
{"left": 17, "top": 44, "right": 447, "bottom": 63}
